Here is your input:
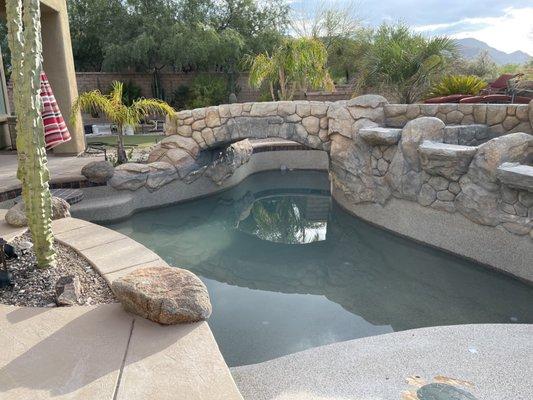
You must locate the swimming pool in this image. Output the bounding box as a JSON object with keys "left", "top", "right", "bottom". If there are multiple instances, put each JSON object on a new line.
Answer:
{"left": 105, "top": 170, "right": 533, "bottom": 367}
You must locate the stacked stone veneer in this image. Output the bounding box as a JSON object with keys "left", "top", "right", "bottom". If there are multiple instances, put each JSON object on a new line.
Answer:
{"left": 108, "top": 96, "right": 533, "bottom": 241}
{"left": 384, "top": 103, "right": 532, "bottom": 135}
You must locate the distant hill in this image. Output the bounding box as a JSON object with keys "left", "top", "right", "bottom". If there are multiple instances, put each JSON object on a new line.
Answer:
{"left": 456, "top": 38, "right": 531, "bottom": 65}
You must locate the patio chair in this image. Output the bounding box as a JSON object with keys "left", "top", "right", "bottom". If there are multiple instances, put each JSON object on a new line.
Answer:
{"left": 480, "top": 73, "right": 523, "bottom": 96}
{"left": 459, "top": 73, "right": 530, "bottom": 104}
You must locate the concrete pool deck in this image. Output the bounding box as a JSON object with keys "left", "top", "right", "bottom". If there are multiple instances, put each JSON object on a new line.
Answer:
{"left": 232, "top": 324, "right": 533, "bottom": 400}
{"left": 0, "top": 211, "right": 243, "bottom": 400}
{"left": 0, "top": 152, "right": 104, "bottom": 193}
{"left": 0, "top": 304, "right": 243, "bottom": 400}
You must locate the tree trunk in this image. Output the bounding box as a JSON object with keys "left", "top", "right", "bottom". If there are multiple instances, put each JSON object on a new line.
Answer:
{"left": 278, "top": 68, "right": 287, "bottom": 100}
{"left": 6, "top": 0, "right": 56, "bottom": 268}
{"left": 116, "top": 124, "right": 128, "bottom": 164}
{"left": 269, "top": 82, "right": 276, "bottom": 101}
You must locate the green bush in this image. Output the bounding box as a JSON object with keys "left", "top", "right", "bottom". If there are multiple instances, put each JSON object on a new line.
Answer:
{"left": 188, "top": 74, "right": 228, "bottom": 108}
{"left": 428, "top": 75, "right": 487, "bottom": 97}
{"left": 169, "top": 85, "right": 191, "bottom": 110}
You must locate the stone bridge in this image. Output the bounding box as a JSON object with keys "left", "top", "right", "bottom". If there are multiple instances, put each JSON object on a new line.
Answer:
{"left": 149, "top": 97, "right": 388, "bottom": 161}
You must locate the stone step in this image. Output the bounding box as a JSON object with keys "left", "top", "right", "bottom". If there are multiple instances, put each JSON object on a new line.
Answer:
{"left": 359, "top": 127, "right": 402, "bottom": 146}
{"left": 419, "top": 141, "right": 478, "bottom": 181}
{"left": 497, "top": 163, "right": 533, "bottom": 192}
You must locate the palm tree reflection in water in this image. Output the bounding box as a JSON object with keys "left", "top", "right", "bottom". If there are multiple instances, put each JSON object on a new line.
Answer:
{"left": 238, "top": 196, "right": 329, "bottom": 244}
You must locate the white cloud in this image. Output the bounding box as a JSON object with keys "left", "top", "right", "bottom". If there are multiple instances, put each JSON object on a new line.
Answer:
{"left": 414, "top": 7, "right": 533, "bottom": 55}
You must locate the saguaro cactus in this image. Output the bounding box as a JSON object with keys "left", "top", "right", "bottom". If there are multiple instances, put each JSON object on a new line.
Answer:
{"left": 6, "top": 0, "right": 56, "bottom": 268}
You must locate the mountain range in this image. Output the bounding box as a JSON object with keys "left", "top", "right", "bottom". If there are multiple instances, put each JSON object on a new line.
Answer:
{"left": 456, "top": 38, "right": 532, "bottom": 65}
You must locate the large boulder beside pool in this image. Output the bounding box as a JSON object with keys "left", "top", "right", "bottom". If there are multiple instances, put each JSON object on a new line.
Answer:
{"left": 112, "top": 266, "right": 212, "bottom": 325}
{"left": 5, "top": 197, "right": 71, "bottom": 227}
{"left": 81, "top": 160, "right": 115, "bottom": 184}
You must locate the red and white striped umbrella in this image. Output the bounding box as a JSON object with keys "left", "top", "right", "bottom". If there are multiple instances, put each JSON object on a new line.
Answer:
{"left": 40, "top": 71, "right": 71, "bottom": 149}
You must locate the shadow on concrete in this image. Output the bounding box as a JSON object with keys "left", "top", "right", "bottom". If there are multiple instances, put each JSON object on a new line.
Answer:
{"left": 0, "top": 304, "right": 201, "bottom": 397}
{"left": 6, "top": 306, "right": 51, "bottom": 324}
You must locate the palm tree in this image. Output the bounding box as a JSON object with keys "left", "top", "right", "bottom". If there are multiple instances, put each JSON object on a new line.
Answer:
{"left": 6, "top": 0, "right": 56, "bottom": 268}
{"left": 355, "top": 24, "right": 457, "bottom": 103}
{"left": 248, "top": 37, "right": 335, "bottom": 101}
{"left": 72, "top": 82, "right": 175, "bottom": 164}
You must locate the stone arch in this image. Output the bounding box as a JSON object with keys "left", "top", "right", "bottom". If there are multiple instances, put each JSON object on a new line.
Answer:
{"left": 150, "top": 96, "right": 390, "bottom": 167}
{"left": 165, "top": 101, "right": 334, "bottom": 152}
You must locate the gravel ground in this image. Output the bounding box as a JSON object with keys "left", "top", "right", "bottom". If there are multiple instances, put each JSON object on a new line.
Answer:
{"left": 0, "top": 233, "right": 116, "bottom": 307}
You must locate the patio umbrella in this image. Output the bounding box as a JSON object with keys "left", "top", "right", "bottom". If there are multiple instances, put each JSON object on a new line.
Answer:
{"left": 40, "top": 71, "right": 71, "bottom": 149}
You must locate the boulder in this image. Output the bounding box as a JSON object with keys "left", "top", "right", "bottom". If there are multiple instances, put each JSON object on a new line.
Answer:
{"left": 112, "top": 266, "right": 212, "bottom": 325}
{"left": 109, "top": 163, "right": 149, "bottom": 191}
{"left": 400, "top": 117, "right": 445, "bottom": 172}
{"left": 4, "top": 204, "right": 26, "bottom": 227}
{"left": 455, "top": 179, "right": 499, "bottom": 226}
{"left": 51, "top": 197, "right": 71, "bottom": 220}
{"left": 359, "top": 127, "right": 402, "bottom": 146}
{"left": 496, "top": 163, "right": 533, "bottom": 192}
{"left": 81, "top": 161, "right": 114, "bottom": 184}
{"left": 146, "top": 162, "right": 179, "bottom": 191}
{"left": 467, "top": 132, "right": 533, "bottom": 191}
{"left": 55, "top": 275, "right": 81, "bottom": 306}
{"left": 419, "top": 141, "right": 478, "bottom": 181}
{"left": 5, "top": 196, "right": 71, "bottom": 227}
{"left": 159, "top": 135, "right": 200, "bottom": 158}
{"left": 205, "top": 139, "right": 253, "bottom": 185}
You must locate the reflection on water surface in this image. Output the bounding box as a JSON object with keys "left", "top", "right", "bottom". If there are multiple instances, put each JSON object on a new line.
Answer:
{"left": 105, "top": 170, "right": 533, "bottom": 367}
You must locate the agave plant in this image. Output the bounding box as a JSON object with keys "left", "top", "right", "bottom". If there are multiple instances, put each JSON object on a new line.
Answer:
{"left": 428, "top": 75, "right": 487, "bottom": 97}
{"left": 248, "top": 37, "right": 335, "bottom": 101}
{"left": 72, "top": 82, "right": 175, "bottom": 164}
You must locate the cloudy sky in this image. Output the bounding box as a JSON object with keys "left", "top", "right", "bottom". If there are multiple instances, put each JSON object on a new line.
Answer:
{"left": 289, "top": 0, "right": 533, "bottom": 55}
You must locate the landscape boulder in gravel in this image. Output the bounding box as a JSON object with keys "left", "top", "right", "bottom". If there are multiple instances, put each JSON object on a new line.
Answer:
{"left": 5, "top": 196, "right": 71, "bottom": 227}
{"left": 81, "top": 160, "right": 115, "bottom": 184}
{"left": 112, "top": 266, "right": 212, "bottom": 325}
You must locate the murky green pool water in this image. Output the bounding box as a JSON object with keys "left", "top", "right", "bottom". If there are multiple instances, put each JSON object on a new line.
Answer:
{"left": 105, "top": 170, "right": 533, "bottom": 367}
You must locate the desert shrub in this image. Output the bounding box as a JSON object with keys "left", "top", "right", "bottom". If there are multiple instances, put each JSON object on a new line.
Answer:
{"left": 428, "top": 75, "right": 487, "bottom": 97}
{"left": 188, "top": 74, "right": 228, "bottom": 108}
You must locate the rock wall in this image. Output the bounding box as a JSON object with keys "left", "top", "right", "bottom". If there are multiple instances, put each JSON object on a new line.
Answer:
{"left": 107, "top": 96, "right": 533, "bottom": 247}
{"left": 331, "top": 116, "right": 533, "bottom": 241}
{"left": 384, "top": 103, "right": 532, "bottom": 135}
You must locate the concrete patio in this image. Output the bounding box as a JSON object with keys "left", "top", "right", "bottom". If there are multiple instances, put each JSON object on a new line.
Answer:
{"left": 0, "top": 153, "right": 103, "bottom": 193}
